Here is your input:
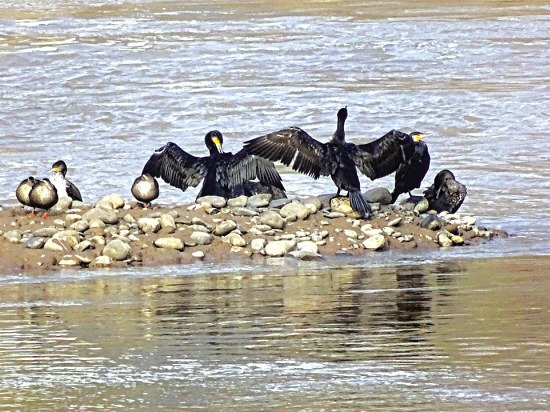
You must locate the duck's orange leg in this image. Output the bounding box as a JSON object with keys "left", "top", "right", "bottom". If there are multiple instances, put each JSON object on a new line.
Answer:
{"left": 41, "top": 212, "right": 48, "bottom": 218}
{"left": 27, "top": 210, "right": 35, "bottom": 217}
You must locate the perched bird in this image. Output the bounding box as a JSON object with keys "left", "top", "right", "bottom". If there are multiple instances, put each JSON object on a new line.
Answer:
{"left": 131, "top": 174, "right": 159, "bottom": 208}
{"left": 16, "top": 176, "right": 38, "bottom": 215}
{"left": 49, "top": 160, "right": 82, "bottom": 201}
{"left": 142, "top": 130, "right": 286, "bottom": 200}
{"left": 244, "top": 107, "right": 419, "bottom": 217}
{"left": 424, "top": 169, "right": 467, "bottom": 213}
{"left": 28, "top": 178, "right": 58, "bottom": 218}
{"left": 391, "top": 132, "right": 430, "bottom": 203}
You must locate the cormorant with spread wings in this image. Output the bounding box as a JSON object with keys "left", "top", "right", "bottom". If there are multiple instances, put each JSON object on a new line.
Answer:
{"left": 142, "top": 130, "right": 286, "bottom": 200}
{"left": 244, "top": 107, "right": 419, "bottom": 217}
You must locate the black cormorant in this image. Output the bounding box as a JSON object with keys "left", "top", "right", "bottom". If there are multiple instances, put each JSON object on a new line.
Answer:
{"left": 424, "top": 169, "right": 467, "bottom": 213}
{"left": 28, "top": 178, "right": 58, "bottom": 218}
{"left": 49, "top": 160, "right": 82, "bottom": 201}
{"left": 142, "top": 130, "right": 286, "bottom": 200}
{"left": 131, "top": 174, "right": 159, "bottom": 208}
{"left": 391, "top": 132, "right": 430, "bottom": 203}
{"left": 244, "top": 107, "right": 419, "bottom": 217}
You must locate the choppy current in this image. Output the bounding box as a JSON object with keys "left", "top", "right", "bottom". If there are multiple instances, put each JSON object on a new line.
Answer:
{"left": 1, "top": 0, "right": 550, "bottom": 410}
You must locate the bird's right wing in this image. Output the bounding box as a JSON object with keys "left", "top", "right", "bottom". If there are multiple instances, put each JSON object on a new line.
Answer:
{"left": 244, "top": 127, "right": 328, "bottom": 179}
{"left": 224, "top": 149, "right": 286, "bottom": 191}
{"left": 142, "top": 142, "right": 209, "bottom": 191}
{"left": 352, "top": 130, "right": 416, "bottom": 180}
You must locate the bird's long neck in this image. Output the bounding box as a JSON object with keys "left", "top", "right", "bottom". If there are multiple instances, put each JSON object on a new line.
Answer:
{"left": 330, "top": 107, "right": 348, "bottom": 144}
{"left": 332, "top": 117, "right": 346, "bottom": 143}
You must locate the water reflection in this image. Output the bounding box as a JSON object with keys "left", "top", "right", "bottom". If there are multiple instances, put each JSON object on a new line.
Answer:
{"left": 1, "top": 257, "right": 550, "bottom": 409}
{"left": 395, "top": 268, "right": 432, "bottom": 333}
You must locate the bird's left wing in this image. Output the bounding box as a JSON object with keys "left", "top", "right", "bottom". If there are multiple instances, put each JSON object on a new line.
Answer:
{"left": 244, "top": 127, "right": 328, "bottom": 179}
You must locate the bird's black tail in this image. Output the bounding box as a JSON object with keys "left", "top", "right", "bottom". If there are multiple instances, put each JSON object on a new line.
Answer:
{"left": 349, "top": 190, "right": 372, "bottom": 218}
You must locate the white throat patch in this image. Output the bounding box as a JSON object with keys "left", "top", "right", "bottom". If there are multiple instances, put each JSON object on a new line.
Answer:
{"left": 49, "top": 172, "right": 68, "bottom": 198}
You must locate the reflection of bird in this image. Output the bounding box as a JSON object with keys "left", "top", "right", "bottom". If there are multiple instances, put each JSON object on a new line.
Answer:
{"left": 16, "top": 177, "right": 37, "bottom": 213}
{"left": 28, "top": 178, "right": 58, "bottom": 218}
{"left": 424, "top": 170, "right": 467, "bottom": 213}
{"left": 142, "top": 130, "right": 286, "bottom": 200}
{"left": 131, "top": 174, "right": 159, "bottom": 208}
{"left": 244, "top": 107, "right": 418, "bottom": 217}
{"left": 391, "top": 132, "right": 430, "bottom": 203}
{"left": 48, "top": 160, "right": 82, "bottom": 201}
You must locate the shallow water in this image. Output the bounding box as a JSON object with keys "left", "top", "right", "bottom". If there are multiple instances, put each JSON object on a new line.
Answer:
{"left": 0, "top": 255, "right": 550, "bottom": 410}
{"left": 1, "top": 0, "right": 550, "bottom": 409}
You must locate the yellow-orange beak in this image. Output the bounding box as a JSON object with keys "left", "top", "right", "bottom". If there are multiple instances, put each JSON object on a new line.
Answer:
{"left": 412, "top": 133, "right": 426, "bottom": 142}
{"left": 212, "top": 137, "right": 223, "bottom": 153}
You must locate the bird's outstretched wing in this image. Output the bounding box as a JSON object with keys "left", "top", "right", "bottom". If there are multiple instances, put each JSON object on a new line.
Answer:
{"left": 223, "top": 149, "right": 285, "bottom": 191}
{"left": 244, "top": 127, "right": 328, "bottom": 179}
{"left": 351, "top": 130, "right": 416, "bottom": 180}
{"left": 142, "top": 142, "right": 209, "bottom": 192}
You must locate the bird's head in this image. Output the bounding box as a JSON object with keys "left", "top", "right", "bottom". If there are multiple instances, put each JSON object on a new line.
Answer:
{"left": 142, "top": 173, "right": 154, "bottom": 182}
{"left": 434, "top": 169, "right": 456, "bottom": 193}
{"left": 337, "top": 107, "right": 348, "bottom": 122}
{"left": 205, "top": 130, "right": 224, "bottom": 154}
{"left": 436, "top": 169, "right": 455, "bottom": 182}
{"left": 411, "top": 132, "right": 426, "bottom": 142}
{"left": 49, "top": 160, "right": 68, "bottom": 176}
{"left": 42, "top": 178, "right": 56, "bottom": 189}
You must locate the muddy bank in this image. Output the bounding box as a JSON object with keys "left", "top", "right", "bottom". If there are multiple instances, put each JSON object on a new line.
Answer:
{"left": 0, "top": 192, "right": 507, "bottom": 273}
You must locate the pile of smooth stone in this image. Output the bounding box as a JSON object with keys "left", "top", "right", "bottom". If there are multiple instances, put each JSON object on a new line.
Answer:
{"left": 0, "top": 187, "right": 503, "bottom": 269}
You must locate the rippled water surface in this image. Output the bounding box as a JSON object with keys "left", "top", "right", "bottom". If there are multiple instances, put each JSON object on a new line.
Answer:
{"left": 1, "top": 0, "right": 550, "bottom": 409}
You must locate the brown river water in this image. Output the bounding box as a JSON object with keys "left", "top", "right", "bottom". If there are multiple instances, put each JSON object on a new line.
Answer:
{"left": 1, "top": 0, "right": 550, "bottom": 410}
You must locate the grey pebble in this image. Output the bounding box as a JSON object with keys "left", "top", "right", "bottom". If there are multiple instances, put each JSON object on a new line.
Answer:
{"left": 189, "top": 224, "right": 210, "bottom": 233}
{"left": 191, "top": 217, "right": 215, "bottom": 231}
{"left": 23, "top": 236, "right": 45, "bottom": 249}
{"left": 196, "top": 196, "right": 227, "bottom": 208}
{"left": 74, "top": 240, "right": 92, "bottom": 252}
{"left": 102, "top": 239, "right": 130, "bottom": 261}
{"left": 190, "top": 231, "right": 212, "bottom": 245}
{"left": 388, "top": 217, "right": 402, "bottom": 227}
{"left": 33, "top": 227, "right": 58, "bottom": 237}
{"left": 232, "top": 207, "right": 259, "bottom": 217}
{"left": 213, "top": 220, "right": 237, "bottom": 236}
{"left": 3, "top": 230, "right": 22, "bottom": 243}
{"left": 269, "top": 198, "right": 292, "bottom": 208}
{"left": 324, "top": 212, "right": 345, "bottom": 219}
{"left": 247, "top": 194, "right": 272, "bottom": 208}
